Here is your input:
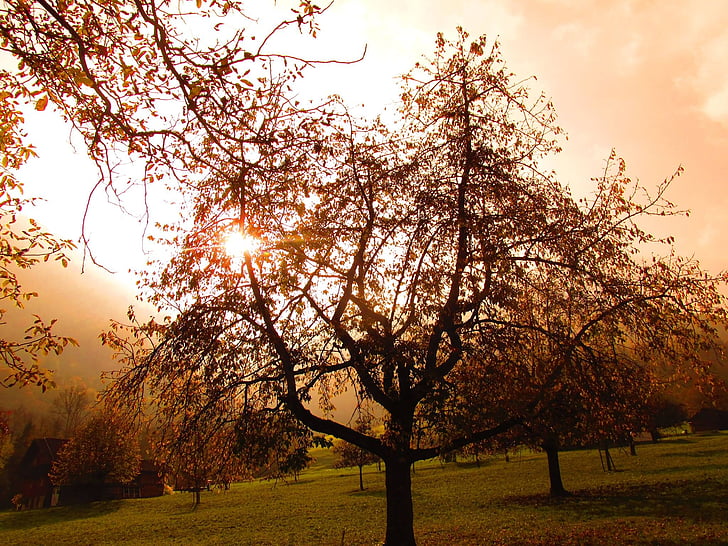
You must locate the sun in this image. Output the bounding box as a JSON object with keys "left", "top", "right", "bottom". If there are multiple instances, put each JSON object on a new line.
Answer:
{"left": 223, "top": 230, "right": 260, "bottom": 258}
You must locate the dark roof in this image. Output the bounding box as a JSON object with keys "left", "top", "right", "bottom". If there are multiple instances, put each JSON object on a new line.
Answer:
{"left": 690, "top": 408, "right": 728, "bottom": 430}
{"left": 140, "top": 459, "right": 162, "bottom": 473}
{"left": 20, "top": 438, "right": 68, "bottom": 468}
{"left": 690, "top": 407, "right": 728, "bottom": 420}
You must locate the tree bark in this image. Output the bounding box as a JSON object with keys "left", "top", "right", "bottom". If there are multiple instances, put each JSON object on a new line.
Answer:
{"left": 358, "top": 464, "right": 364, "bottom": 491}
{"left": 542, "top": 437, "right": 568, "bottom": 497}
{"left": 384, "top": 457, "right": 416, "bottom": 546}
{"left": 604, "top": 443, "right": 616, "bottom": 471}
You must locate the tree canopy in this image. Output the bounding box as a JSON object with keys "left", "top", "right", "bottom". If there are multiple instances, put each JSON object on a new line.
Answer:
{"left": 2, "top": 3, "right": 726, "bottom": 544}
{"left": 50, "top": 410, "right": 141, "bottom": 490}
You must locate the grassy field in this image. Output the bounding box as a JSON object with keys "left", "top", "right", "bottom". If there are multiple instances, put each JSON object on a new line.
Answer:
{"left": 1, "top": 432, "right": 727, "bottom": 545}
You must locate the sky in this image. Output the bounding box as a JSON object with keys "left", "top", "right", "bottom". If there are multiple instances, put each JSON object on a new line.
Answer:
{"left": 7, "top": 0, "right": 728, "bottom": 399}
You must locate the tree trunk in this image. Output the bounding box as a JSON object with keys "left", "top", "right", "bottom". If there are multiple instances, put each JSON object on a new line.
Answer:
{"left": 358, "top": 464, "right": 364, "bottom": 491}
{"left": 542, "top": 437, "right": 568, "bottom": 497}
{"left": 604, "top": 444, "right": 616, "bottom": 471}
{"left": 384, "top": 457, "right": 416, "bottom": 546}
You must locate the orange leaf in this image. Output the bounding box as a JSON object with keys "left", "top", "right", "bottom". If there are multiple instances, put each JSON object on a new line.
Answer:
{"left": 35, "top": 96, "right": 48, "bottom": 111}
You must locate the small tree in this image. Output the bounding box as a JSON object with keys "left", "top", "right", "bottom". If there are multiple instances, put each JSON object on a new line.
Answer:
{"left": 161, "top": 419, "right": 245, "bottom": 505}
{"left": 236, "top": 408, "right": 322, "bottom": 483}
{"left": 333, "top": 417, "right": 379, "bottom": 491}
{"left": 0, "top": 412, "right": 11, "bottom": 472}
{"left": 50, "top": 410, "right": 140, "bottom": 500}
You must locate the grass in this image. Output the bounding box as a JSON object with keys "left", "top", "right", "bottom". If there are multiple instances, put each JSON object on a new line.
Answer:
{"left": 1, "top": 432, "right": 727, "bottom": 544}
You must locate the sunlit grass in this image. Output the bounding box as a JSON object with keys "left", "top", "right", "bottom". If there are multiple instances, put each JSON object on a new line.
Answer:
{"left": 1, "top": 433, "right": 726, "bottom": 544}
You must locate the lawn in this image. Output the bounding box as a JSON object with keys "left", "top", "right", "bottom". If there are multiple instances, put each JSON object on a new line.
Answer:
{"left": 1, "top": 432, "right": 726, "bottom": 545}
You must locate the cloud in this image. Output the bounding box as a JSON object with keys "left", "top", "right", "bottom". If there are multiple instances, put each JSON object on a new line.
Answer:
{"left": 702, "top": 84, "right": 728, "bottom": 125}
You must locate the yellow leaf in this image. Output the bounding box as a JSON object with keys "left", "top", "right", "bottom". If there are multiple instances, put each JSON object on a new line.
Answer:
{"left": 196, "top": 0, "right": 202, "bottom": 7}
{"left": 35, "top": 96, "right": 48, "bottom": 111}
{"left": 189, "top": 84, "right": 203, "bottom": 99}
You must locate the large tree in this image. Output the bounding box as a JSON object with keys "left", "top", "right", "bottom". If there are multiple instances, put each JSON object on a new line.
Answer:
{"left": 433, "top": 257, "right": 710, "bottom": 497}
{"left": 2, "top": 3, "right": 726, "bottom": 544}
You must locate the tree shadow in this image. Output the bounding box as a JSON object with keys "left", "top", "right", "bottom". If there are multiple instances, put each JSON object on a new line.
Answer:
{"left": 504, "top": 478, "right": 728, "bottom": 523}
{"left": 346, "top": 487, "right": 386, "bottom": 498}
{"left": 0, "top": 500, "right": 123, "bottom": 531}
{"left": 658, "top": 447, "right": 728, "bottom": 458}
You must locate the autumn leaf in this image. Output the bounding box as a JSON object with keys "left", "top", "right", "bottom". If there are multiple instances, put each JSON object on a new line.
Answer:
{"left": 189, "top": 84, "right": 203, "bottom": 99}
{"left": 35, "top": 95, "right": 48, "bottom": 111}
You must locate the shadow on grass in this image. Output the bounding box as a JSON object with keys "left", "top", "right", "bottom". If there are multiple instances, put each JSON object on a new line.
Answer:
{"left": 642, "top": 463, "right": 728, "bottom": 477}
{"left": 504, "top": 478, "right": 728, "bottom": 523}
{"left": 347, "top": 487, "right": 386, "bottom": 498}
{"left": 658, "top": 447, "right": 728, "bottom": 458}
{"left": 0, "top": 500, "right": 123, "bottom": 531}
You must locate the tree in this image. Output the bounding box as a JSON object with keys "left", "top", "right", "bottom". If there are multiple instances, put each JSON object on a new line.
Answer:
{"left": 3, "top": 5, "right": 726, "bottom": 544}
{"left": 100, "top": 313, "right": 249, "bottom": 505}
{"left": 0, "top": 71, "right": 77, "bottom": 390}
{"left": 110, "top": 32, "right": 725, "bottom": 542}
{"left": 162, "top": 416, "right": 245, "bottom": 505}
{"left": 51, "top": 383, "right": 93, "bottom": 437}
{"left": 645, "top": 395, "right": 689, "bottom": 442}
{"left": 234, "top": 407, "right": 326, "bottom": 483}
{"left": 50, "top": 410, "right": 140, "bottom": 500}
{"left": 432, "top": 241, "right": 721, "bottom": 497}
{"left": 333, "top": 416, "right": 379, "bottom": 491}
{"left": 0, "top": 411, "right": 11, "bottom": 472}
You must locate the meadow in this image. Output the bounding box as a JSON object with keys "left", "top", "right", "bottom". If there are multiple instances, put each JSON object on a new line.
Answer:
{"left": 1, "top": 432, "right": 726, "bottom": 545}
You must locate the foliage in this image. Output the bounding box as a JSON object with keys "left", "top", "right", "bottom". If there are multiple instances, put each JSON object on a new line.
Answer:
{"left": 3, "top": 2, "right": 727, "bottom": 542}
{"left": 235, "top": 408, "right": 325, "bottom": 482}
{"left": 333, "top": 420, "right": 379, "bottom": 472}
{"left": 333, "top": 416, "right": 379, "bottom": 490}
{"left": 0, "top": 71, "right": 77, "bottom": 390}
{"left": 100, "top": 311, "right": 248, "bottom": 502}
{"left": 49, "top": 410, "right": 140, "bottom": 487}
{"left": 161, "top": 417, "right": 245, "bottom": 504}
{"left": 0, "top": 411, "right": 11, "bottom": 472}
{"left": 644, "top": 395, "right": 689, "bottom": 440}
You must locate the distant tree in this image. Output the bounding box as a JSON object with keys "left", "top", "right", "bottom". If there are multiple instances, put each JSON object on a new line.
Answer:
{"left": 51, "top": 383, "right": 93, "bottom": 437}
{"left": 162, "top": 418, "right": 245, "bottom": 505}
{"left": 645, "top": 396, "right": 689, "bottom": 442}
{"left": 333, "top": 417, "right": 379, "bottom": 490}
{"left": 4, "top": 3, "right": 728, "bottom": 543}
{"left": 432, "top": 253, "right": 722, "bottom": 497}
{"left": 0, "top": 72, "right": 76, "bottom": 390}
{"left": 50, "top": 410, "right": 140, "bottom": 499}
{"left": 0, "top": 412, "right": 11, "bottom": 472}
{"left": 100, "top": 312, "right": 249, "bottom": 505}
{"left": 235, "top": 408, "right": 324, "bottom": 483}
